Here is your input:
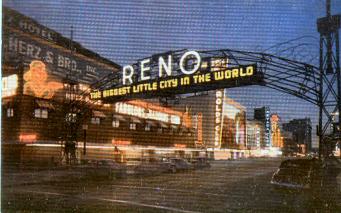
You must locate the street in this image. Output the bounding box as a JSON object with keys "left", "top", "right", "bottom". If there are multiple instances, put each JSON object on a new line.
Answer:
{"left": 2, "top": 158, "right": 340, "bottom": 212}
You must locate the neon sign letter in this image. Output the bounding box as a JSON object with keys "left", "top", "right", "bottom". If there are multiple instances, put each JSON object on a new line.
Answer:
{"left": 122, "top": 65, "right": 134, "bottom": 85}
{"left": 158, "top": 55, "right": 172, "bottom": 77}
{"left": 179, "top": 51, "right": 201, "bottom": 75}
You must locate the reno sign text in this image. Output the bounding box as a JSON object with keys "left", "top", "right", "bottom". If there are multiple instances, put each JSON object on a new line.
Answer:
{"left": 90, "top": 50, "right": 262, "bottom": 101}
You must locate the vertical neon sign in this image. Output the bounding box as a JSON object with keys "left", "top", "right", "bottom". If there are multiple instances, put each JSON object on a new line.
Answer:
{"left": 214, "top": 90, "right": 224, "bottom": 147}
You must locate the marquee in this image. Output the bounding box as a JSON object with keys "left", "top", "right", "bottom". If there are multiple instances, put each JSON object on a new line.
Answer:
{"left": 90, "top": 50, "right": 263, "bottom": 101}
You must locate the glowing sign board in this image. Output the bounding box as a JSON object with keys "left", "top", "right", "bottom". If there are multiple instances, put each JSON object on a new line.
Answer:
{"left": 214, "top": 90, "right": 224, "bottom": 147}
{"left": 265, "top": 107, "right": 271, "bottom": 147}
{"left": 115, "top": 102, "right": 181, "bottom": 125}
{"left": 19, "top": 134, "right": 37, "bottom": 143}
{"left": 221, "top": 97, "right": 246, "bottom": 148}
{"left": 91, "top": 50, "right": 260, "bottom": 101}
{"left": 197, "top": 113, "right": 203, "bottom": 145}
{"left": 2, "top": 74, "right": 18, "bottom": 97}
{"left": 24, "top": 60, "right": 63, "bottom": 99}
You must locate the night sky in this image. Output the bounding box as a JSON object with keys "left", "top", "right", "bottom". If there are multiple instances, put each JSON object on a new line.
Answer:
{"left": 4, "top": 0, "right": 341, "bottom": 147}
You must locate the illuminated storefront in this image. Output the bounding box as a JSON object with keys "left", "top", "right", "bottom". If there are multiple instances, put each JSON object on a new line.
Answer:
{"left": 2, "top": 7, "right": 120, "bottom": 145}
{"left": 2, "top": 7, "right": 196, "bottom": 161}
{"left": 169, "top": 90, "right": 247, "bottom": 150}
{"left": 108, "top": 100, "right": 195, "bottom": 148}
{"left": 2, "top": 74, "right": 18, "bottom": 97}
{"left": 220, "top": 96, "right": 246, "bottom": 149}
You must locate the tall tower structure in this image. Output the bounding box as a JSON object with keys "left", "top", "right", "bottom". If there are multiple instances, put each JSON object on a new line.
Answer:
{"left": 317, "top": 0, "right": 341, "bottom": 157}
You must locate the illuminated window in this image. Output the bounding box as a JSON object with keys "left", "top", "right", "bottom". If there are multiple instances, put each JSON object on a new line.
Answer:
{"left": 79, "top": 84, "right": 89, "bottom": 91}
{"left": 112, "top": 119, "right": 120, "bottom": 128}
{"left": 130, "top": 123, "right": 137, "bottom": 130}
{"left": 2, "top": 74, "right": 18, "bottom": 97}
{"left": 157, "top": 128, "right": 163, "bottom": 133}
{"left": 41, "top": 109, "right": 48, "bottom": 118}
{"left": 145, "top": 124, "right": 151, "bottom": 131}
{"left": 7, "top": 108, "right": 14, "bottom": 117}
{"left": 91, "top": 117, "right": 100, "bottom": 125}
{"left": 66, "top": 113, "right": 77, "bottom": 123}
{"left": 34, "top": 108, "right": 48, "bottom": 118}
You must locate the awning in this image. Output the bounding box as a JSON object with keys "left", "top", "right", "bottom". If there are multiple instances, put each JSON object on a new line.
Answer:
{"left": 159, "top": 122, "right": 168, "bottom": 128}
{"left": 113, "top": 114, "right": 126, "bottom": 122}
{"left": 93, "top": 110, "right": 106, "bottom": 118}
{"left": 171, "top": 125, "right": 179, "bottom": 129}
{"left": 131, "top": 117, "right": 142, "bottom": 124}
{"left": 36, "top": 100, "right": 55, "bottom": 110}
{"left": 146, "top": 120, "right": 158, "bottom": 127}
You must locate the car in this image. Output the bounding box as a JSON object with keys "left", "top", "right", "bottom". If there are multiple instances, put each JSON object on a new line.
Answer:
{"left": 168, "top": 158, "right": 192, "bottom": 173}
{"left": 190, "top": 157, "right": 211, "bottom": 169}
{"left": 76, "top": 159, "right": 127, "bottom": 178}
{"left": 271, "top": 158, "right": 321, "bottom": 191}
{"left": 133, "top": 160, "right": 173, "bottom": 175}
{"left": 271, "top": 158, "right": 341, "bottom": 194}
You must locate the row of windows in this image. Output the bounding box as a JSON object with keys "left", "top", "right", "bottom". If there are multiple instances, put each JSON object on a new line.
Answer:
{"left": 34, "top": 108, "right": 48, "bottom": 118}
{"left": 109, "top": 119, "right": 191, "bottom": 135}
{"left": 5, "top": 108, "right": 191, "bottom": 135}
{"left": 6, "top": 108, "right": 49, "bottom": 118}
{"left": 7, "top": 108, "right": 14, "bottom": 117}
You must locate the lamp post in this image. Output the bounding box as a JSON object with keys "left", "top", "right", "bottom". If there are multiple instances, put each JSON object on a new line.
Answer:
{"left": 82, "top": 124, "right": 88, "bottom": 155}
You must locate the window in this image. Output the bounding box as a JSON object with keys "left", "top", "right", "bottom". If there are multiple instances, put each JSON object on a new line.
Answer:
{"left": 170, "top": 126, "right": 177, "bottom": 135}
{"left": 66, "top": 113, "right": 77, "bottom": 123}
{"left": 34, "top": 108, "right": 48, "bottom": 118}
{"left": 7, "top": 108, "right": 14, "bottom": 117}
{"left": 2, "top": 74, "right": 18, "bottom": 97}
{"left": 157, "top": 128, "right": 163, "bottom": 133}
{"left": 112, "top": 119, "right": 120, "bottom": 128}
{"left": 130, "top": 123, "right": 137, "bottom": 130}
{"left": 145, "top": 124, "right": 151, "bottom": 131}
{"left": 91, "top": 117, "right": 100, "bottom": 125}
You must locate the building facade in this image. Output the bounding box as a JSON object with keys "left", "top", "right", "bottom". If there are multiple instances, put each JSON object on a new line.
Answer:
{"left": 282, "top": 118, "right": 312, "bottom": 153}
{"left": 270, "top": 114, "right": 283, "bottom": 148}
{"left": 2, "top": 7, "right": 120, "bottom": 144}
{"left": 2, "top": 7, "right": 197, "bottom": 164}
{"left": 254, "top": 106, "right": 271, "bottom": 147}
{"left": 246, "top": 119, "right": 264, "bottom": 149}
{"left": 169, "top": 90, "right": 247, "bottom": 150}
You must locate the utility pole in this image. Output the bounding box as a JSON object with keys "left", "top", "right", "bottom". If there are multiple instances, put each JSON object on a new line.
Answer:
{"left": 317, "top": 0, "right": 341, "bottom": 158}
{"left": 64, "top": 25, "right": 78, "bottom": 164}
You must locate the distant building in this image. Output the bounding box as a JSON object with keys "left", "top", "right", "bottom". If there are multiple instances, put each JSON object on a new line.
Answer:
{"left": 246, "top": 120, "right": 264, "bottom": 149}
{"left": 281, "top": 130, "right": 297, "bottom": 156}
{"left": 170, "top": 90, "right": 247, "bottom": 149}
{"left": 282, "top": 118, "right": 312, "bottom": 153}
{"left": 254, "top": 106, "right": 271, "bottom": 147}
{"left": 270, "top": 114, "right": 283, "bottom": 148}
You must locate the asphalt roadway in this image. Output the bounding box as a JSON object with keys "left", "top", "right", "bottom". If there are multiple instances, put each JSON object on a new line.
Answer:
{"left": 2, "top": 158, "right": 340, "bottom": 212}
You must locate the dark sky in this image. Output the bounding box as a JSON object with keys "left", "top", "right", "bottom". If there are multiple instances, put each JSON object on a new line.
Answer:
{"left": 4, "top": 0, "right": 341, "bottom": 147}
